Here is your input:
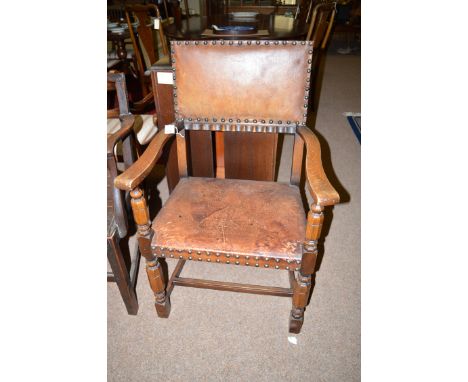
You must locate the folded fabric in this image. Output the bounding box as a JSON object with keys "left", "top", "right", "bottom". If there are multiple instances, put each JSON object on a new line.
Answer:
{"left": 107, "top": 114, "right": 158, "bottom": 147}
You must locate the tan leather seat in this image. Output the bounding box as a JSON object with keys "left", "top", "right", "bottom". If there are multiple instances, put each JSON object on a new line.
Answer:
{"left": 151, "top": 177, "right": 306, "bottom": 268}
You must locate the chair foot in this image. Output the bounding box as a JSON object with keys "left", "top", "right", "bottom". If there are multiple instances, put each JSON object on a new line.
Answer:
{"left": 155, "top": 294, "right": 171, "bottom": 318}
{"left": 124, "top": 295, "right": 139, "bottom": 315}
{"left": 289, "top": 308, "right": 304, "bottom": 334}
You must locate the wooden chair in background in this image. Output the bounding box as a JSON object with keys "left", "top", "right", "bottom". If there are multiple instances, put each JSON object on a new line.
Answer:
{"left": 125, "top": 3, "right": 171, "bottom": 113}
{"left": 305, "top": 1, "right": 337, "bottom": 110}
{"left": 294, "top": 0, "right": 313, "bottom": 24}
{"left": 107, "top": 72, "right": 141, "bottom": 315}
{"left": 306, "top": 1, "right": 336, "bottom": 44}
{"left": 114, "top": 41, "right": 340, "bottom": 333}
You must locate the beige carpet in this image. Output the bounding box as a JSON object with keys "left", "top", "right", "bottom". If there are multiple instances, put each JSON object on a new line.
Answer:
{"left": 108, "top": 53, "right": 361, "bottom": 381}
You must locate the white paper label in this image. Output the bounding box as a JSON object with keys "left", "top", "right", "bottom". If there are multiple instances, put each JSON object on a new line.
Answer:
{"left": 164, "top": 124, "right": 176, "bottom": 135}
{"left": 154, "top": 18, "right": 160, "bottom": 29}
{"left": 157, "top": 72, "right": 174, "bottom": 85}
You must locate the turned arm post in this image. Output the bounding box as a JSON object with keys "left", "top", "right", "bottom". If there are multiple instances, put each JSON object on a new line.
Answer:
{"left": 130, "top": 187, "right": 171, "bottom": 317}
{"left": 290, "top": 203, "right": 324, "bottom": 333}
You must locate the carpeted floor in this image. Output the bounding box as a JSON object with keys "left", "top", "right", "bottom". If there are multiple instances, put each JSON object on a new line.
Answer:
{"left": 108, "top": 53, "right": 361, "bottom": 382}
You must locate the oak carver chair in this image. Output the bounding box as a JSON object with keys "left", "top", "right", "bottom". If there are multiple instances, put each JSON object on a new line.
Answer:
{"left": 114, "top": 40, "right": 340, "bottom": 333}
{"left": 107, "top": 72, "right": 141, "bottom": 315}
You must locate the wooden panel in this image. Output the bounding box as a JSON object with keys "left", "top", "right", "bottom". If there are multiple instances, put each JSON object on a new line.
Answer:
{"left": 224, "top": 132, "right": 278, "bottom": 181}
{"left": 176, "top": 133, "right": 188, "bottom": 177}
{"left": 290, "top": 132, "right": 304, "bottom": 185}
{"left": 188, "top": 131, "right": 215, "bottom": 177}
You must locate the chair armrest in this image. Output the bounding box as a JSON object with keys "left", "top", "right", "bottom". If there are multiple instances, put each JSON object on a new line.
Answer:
{"left": 296, "top": 126, "right": 340, "bottom": 207}
{"left": 107, "top": 115, "right": 135, "bottom": 157}
{"left": 114, "top": 129, "right": 172, "bottom": 191}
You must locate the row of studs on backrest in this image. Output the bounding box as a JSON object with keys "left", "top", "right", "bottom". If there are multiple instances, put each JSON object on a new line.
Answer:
{"left": 170, "top": 40, "right": 313, "bottom": 46}
{"left": 152, "top": 246, "right": 302, "bottom": 271}
{"left": 181, "top": 123, "right": 297, "bottom": 134}
{"left": 170, "top": 40, "right": 314, "bottom": 126}
{"left": 178, "top": 117, "right": 303, "bottom": 125}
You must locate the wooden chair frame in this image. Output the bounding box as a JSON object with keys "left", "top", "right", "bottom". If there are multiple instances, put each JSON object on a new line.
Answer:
{"left": 107, "top": 72, "right": 141, "bottom": 315}
{"left": 113, "top": 41, "right": 340, "bottom": 333}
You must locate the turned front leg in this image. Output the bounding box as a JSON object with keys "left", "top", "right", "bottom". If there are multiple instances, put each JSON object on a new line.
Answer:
{"left": 290, "top": 204, "right": 323, "bottom": 334}
{"left": 130, "top": 187, "right": 171, "bottom": 317}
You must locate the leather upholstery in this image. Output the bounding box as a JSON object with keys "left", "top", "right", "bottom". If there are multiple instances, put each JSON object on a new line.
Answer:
{"left": 171, "top": 41, "right": 313, "bottom": 130}
{"left": 151, "top": 178, "right": 306, "bottom": 263}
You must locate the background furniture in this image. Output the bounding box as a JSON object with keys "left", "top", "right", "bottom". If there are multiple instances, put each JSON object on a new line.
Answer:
{"left": 164, "top": 13, "right": 307, "bottom": 40}
{"left": 107, "top": 72, "right": 141, "bottom": 315}
{"left": 114, "top": 41, "right": 340, "bottom": 333}
{"left": 305, "top": 1, "right": 337, "bottom": 110}
{"left": 306, "top": 1, "right": 336, "bottom": 44}
{"left": 124, "top": 3, "right": 171, "bottom": 112}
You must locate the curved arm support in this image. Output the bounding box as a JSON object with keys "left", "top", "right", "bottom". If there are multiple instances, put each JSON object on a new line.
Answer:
{"left": 107, "top": 115, "right": 135, "bottom": 157}
{"left": 114, "top": 130, "right": 172, "bottom": 191}
{"left": 296, "top": 126, "right": 340, "bottom": 207}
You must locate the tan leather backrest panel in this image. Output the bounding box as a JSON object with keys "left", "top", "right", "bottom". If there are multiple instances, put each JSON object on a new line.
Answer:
{"left": 172, "top": 41, "right": 313, "bottom": 127}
